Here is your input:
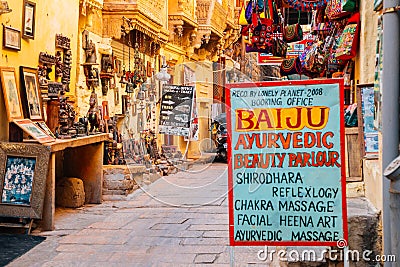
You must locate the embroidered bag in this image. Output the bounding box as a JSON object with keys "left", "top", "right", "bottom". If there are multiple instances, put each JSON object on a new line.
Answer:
{"left": 326, "top": 0, "right": 350, "bottom": 20}
{"left": 272, "top": 38, "right": 288, "bottom": 57}
{"left": 251, "top": 14, "right": 274, "bottom": 48}
{"left": 335, "top": 12, "right": 360, "bottom": 60}
{"left": 280, "top": 57, "right": 302, "bottom": 76}
{"left": 342, "top": 0, "right": 356, "bottom": 12}
{"left": 299, "top": 39, "right": 328, "bottom": 76}
{"left": 249, "top": 1, "right": 274, "bottom": 50}
{"left": 283, "top": 23, "right": 303, "bottom": 43}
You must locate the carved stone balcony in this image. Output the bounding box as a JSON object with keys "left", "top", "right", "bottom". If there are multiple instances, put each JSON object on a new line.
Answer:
{"left": 102, "top": 0, "right": 169, "bottom": 43}
{"left": 194, "top": 0, "right": 238, "bottom": 60}
{"left": 224, "top": 0, "right": 240, "bottom": 31}
{"left": 168, "top": 0, "right": 197, "bottom": 27}
{"left": 80, "top": 0, "right": 104, "bottom": 11}
{"left": 196, "top": 0, "right": 227, "bottom": 40}
{"left": 167, "top": 0, "right": 198, "bottom": 56}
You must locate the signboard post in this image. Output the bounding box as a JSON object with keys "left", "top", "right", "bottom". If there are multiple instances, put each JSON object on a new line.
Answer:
{"left": 158, "top": 84, "right": 195, "bottom": 137}
{"left": 227, "top": 79, "right": 347, "bottom": 246}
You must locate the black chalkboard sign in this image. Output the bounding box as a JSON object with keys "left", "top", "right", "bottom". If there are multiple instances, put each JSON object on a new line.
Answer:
{"left": 158, "top": 84, "right": 194, "bottom": 137}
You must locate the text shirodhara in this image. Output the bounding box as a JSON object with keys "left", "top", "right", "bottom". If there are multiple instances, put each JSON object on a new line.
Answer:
{"left": 233, "top": 131, "right": 341, "bottom": 169}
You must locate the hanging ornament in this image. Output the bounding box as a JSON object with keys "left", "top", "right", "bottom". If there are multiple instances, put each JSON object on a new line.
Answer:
{"left": 119, "top": 27, "right": 128, "bottom": 85}
{"left": 155, "top": 56, "right": 170, "bottom": 82}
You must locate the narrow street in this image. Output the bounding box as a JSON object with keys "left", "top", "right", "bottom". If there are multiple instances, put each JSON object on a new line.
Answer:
{"left": 8, "top": 163, "right": 284, "bottom": 266}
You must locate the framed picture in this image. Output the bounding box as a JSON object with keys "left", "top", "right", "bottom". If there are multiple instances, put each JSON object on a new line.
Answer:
{"left": 357, "top": 84, "right": 379, "bottom": 158}
{"left": 114, "top": 86, "right": 120, "bottom": 106}
{"left": 121, "top": 95, "right": 130, "bottom": 115}
{"left": 147, "top": 61, "right": 152, "bottom": 77}
{"left": 20, "top": 66, "right": 43, "bottom": 121}
{"left": 114, "top": 58, "right": 122, "bottom": 77}
{"left": 22, "top": 0, "right": 36, "bottom": 39}
{"left": 13, "top": 119, "right": 55, "bottom": 144}
{"left": 3, "top": 26, "right": 21, "bottom": 51}
{"left": 35, "top": 121, "right": 56, "bottom": 139}
{"left": 0, "top": 67, "right": 24, "bottom": 122}
{"left": 0, "top": 142, "right": 50, "bottom": 219}
{"left": 102, "top": 101, "right": 110, "bottom": 120}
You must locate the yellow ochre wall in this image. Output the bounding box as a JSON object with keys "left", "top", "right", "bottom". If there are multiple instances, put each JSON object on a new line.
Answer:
{"left": 354, "top": 1, "right": 382, "bottom": 211}
{"left": 0, "top": 0, "right": 80, "bottom": 140}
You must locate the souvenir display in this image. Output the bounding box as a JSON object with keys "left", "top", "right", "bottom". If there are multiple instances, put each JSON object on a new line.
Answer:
{"left": 239, "top": 0, "right": 359, "bottom": 79}
{"left": 335, "top": 12, "right": 360, "bottom": 60}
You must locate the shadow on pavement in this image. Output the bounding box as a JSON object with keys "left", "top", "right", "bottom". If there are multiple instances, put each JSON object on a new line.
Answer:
{"left": 0, "top": 234, "right": 45, "bottom": 266}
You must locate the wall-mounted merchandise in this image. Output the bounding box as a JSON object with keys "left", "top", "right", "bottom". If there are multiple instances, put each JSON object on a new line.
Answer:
{"left": 0, "top": 1, "right": 12, "bottom": 14}
{"left": 0, "top": 67, "right": 23, "bottom": 122}
{"left": 3, "top": 26, "right": 21, "bottom": 51}
{"left": 38, "top": 52, "right": 56, "bottom": 101}
{"left": 13, "top": 119, "right": 55, "bottom": 144}
{"left": 19, "top": 66, "right": 43, "bottom": 121}
{"left": 240, "top": 0, "right": 360, "bottom": 81}
{"left": 357, "top": 84, "right": 379, "bottom": 158}
{"left": 47, "top": 82, "right": 63, "bottom": 98}
{"left": 54, "top": 34, "right": 72, "bottom": 92}
{"left": 55, "top": 34, "right": 71, "bottom": 50}
{"left": 0, "top": 142, "right": 50, "bottom": 219}
{"left": 22, "top": 0, "right": 36, "bottom": 39}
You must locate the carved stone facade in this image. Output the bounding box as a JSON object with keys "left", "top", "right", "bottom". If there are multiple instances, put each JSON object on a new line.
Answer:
{"left": 102, "top": 0, "right": 169, "bottom": 43}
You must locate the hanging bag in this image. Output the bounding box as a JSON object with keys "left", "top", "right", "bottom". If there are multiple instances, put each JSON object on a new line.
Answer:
{"left": 326, "top": 0, "right": 350, "bottom": 20}
{"left": 238, "top": 1, "right": 249, "bottom": 25}
{"left": 250, "top": 13, "right": 274, "bottom": 48}
{"left": 248, "top": 0, "right": 274, "bottom": 51}
{"left": 283, "top": 11, "right": 303, "bottom": 43}
{"left": 335, "top": 12, "right": 360, "bottom": 60}
{"left": 280, "top": 57, "right": 302, "bottom": 76}
{"left": 245, "top": 0, "right": 254, "bottom": 24}
{"left": 342, "top": 0, "right": 357, "bottom": 12}
{"left": 283, "top": 23, "right": 303, "bottom": 42}
{"left": 299, "top": 38, "right": 329, "bottom": 77}
{"left": 272, "top": 38, "right": 288, "bottom": 57}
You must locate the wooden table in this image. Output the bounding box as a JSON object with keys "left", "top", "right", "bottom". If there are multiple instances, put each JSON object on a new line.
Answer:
{"left": 40, "top": 134, "right": 109, "bottom": 230}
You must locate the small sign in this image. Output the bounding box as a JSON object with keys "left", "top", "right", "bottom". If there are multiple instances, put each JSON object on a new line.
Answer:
{"left": 158, "top": 84, "right": 195, "bottom": 137}
{"left": 227, "top": 79, "right": 347, "bottom": 246}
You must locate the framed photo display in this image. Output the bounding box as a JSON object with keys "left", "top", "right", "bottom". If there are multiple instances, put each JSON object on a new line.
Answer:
{"left": 22, "top": 0, "right": 36, "bottom": 39}
{"left": 20, "top": 66, "right": 43, "bottom": 121}
{"left": 3, "top": 26, "right": 21, "bottom": 51}
{"left": 0, "top": 142, "right": 50, "bottom": 219}
{"left": 13, "top": 119, "right": 55, "bottom": 144}
{"left": 35, "top": 121, "right": 56, "bottom": 139}
{"left": 0, "top": 67, "right": 24, "bottom": 122}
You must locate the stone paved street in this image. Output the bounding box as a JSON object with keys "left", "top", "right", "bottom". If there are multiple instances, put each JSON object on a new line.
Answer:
{"left": 8, "top": 163, "right": 286, "bottom": 267}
